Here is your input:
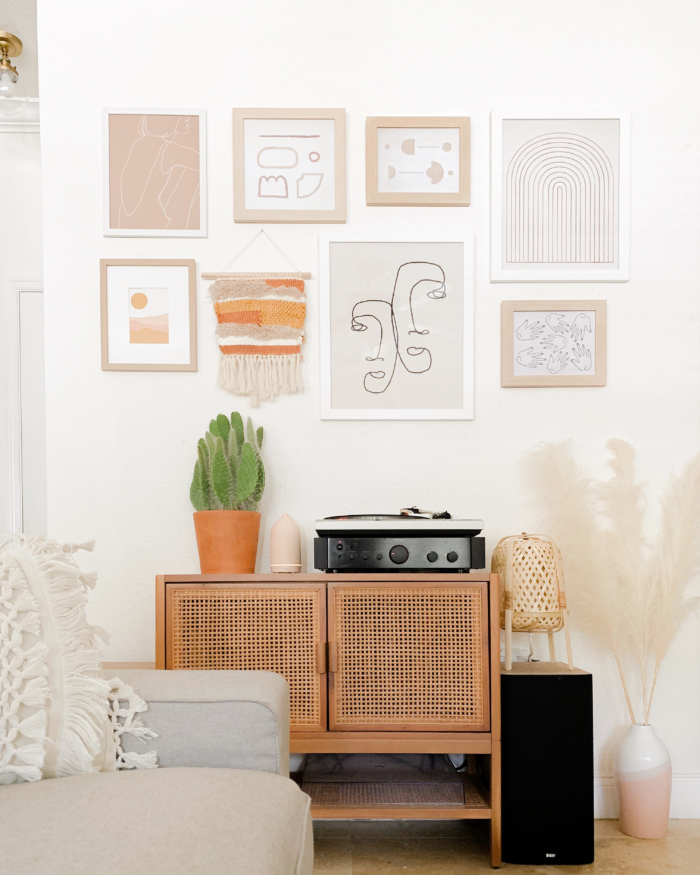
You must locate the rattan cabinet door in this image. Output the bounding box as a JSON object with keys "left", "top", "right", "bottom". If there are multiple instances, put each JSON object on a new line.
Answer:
{"left": 166, "top": 583, "right": 327, "bottom": 731}
{"left": 328, "top": 581, "right": 490, "bottom": 732}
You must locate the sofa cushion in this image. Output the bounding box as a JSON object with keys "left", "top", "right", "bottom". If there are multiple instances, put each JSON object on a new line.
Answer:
{"left": 0, "top": 767, "right": 313, "bottom": 875}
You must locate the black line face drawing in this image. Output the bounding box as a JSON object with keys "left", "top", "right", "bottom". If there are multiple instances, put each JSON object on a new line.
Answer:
{"left": 296, "top": 173, "right": 324, "bottom": 199}
{"left": 257, "top": 147, "right": 298, "bottom": 169}
{"left": 516, "top": 318, "right": 545, "bottom": 340}
{"left": 258, "top": 175, "right": 288, "bottom": 198}
{"left": 505, "top": 132, "right": 615, "bottom": 265}
{"left": 350, "top": 262, "right": 446, "bottom": 394}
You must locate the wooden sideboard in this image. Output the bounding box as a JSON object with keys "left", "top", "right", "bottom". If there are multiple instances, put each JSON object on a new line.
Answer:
{"left": 156, "top": 572, "right": 501, "bottom": 867}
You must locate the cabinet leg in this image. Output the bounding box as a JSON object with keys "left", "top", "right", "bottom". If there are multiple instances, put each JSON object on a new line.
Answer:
{"left": 505, "top": 609, "right": 513, "bottom": 671}
{"left": 548, "top": 632, "right": 556, "bottom": 663}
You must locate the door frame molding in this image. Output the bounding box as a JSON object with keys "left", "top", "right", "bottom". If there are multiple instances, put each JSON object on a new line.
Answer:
{"left": 4, "top": 276, "right": 44, "bottom": 533}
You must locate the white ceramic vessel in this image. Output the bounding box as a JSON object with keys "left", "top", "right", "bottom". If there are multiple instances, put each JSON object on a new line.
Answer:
{"left": 615, "top": 724, "right": 671, "bottom": 839}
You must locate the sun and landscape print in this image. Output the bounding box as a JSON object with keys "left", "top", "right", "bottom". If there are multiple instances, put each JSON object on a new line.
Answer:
{"left": 129, "top": 287, "right": 169, "bottom": 344}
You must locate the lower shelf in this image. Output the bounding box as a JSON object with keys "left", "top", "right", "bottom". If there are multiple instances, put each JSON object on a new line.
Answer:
{"left": 300, "top": 753, "right": 491, "bottom": 820}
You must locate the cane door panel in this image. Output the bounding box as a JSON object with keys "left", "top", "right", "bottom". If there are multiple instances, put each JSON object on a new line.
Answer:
{"left": 327, "top": 581, "right": 490, "bottom": 732}
{"left": 166, "top": 583, "right": 327, "bottom": 731}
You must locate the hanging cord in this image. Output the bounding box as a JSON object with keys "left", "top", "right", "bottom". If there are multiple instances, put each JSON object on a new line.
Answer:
{"left": 209, "top": 229, "right": 306, "bottom": 278}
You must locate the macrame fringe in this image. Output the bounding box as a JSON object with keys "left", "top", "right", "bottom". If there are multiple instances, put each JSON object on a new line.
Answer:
{"left": 218, "top": 353, "right": 303, "bottom": 407}
{"left": 4, "top": 535, "right": 112, "bottom": 779}
{"left": 107, "top": 678, "right": 158, "bottom": 770}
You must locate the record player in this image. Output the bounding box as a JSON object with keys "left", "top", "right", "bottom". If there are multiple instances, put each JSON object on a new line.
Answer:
{"left": 314, "top": 508, "right": 485, "bottom": 572}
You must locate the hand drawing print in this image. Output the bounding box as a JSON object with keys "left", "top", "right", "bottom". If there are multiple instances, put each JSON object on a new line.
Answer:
{"left": 350, "top": 262, "right": 446, "bottom": 394}
{"left": 109, "top": 114, "right": 201, "bottom": 231}
{"left": 512, "top": 309, "right": 596, "bottom": 379}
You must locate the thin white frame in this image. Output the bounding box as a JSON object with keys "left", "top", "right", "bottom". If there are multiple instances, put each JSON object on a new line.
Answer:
{"left": 490, "top": 108, "right": 630, "bottom": 282}
{"left": 319, "top": 235, "right": 474, "bottom": 420}
{"left": 102, "top": 107, "right": 207, "bottom": 238}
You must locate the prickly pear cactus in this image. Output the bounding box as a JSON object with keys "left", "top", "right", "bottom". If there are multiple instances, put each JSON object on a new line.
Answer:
{"left": 190, "top": 412, "right": 265, "bottom": 511}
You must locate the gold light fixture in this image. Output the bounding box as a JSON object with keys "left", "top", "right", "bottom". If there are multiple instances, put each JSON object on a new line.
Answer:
{"left": 0, "top": 31, "right": 29, "bottom": 118}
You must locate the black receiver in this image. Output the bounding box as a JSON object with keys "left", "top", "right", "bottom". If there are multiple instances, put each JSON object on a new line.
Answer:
{"left": 314, "top": 536, "right": 486, "bottom": 572}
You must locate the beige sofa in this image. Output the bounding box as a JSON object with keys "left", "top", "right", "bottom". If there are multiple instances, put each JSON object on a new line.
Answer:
{"left": 0, "top": 670, "right": 314, "bottom": 875}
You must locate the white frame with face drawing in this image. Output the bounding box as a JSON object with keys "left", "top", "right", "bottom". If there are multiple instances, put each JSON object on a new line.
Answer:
{"left": 319, "top": 234, "right": 474, "bottom": 420}
{"left": 102, "top": 107, "right": 207, "bottom": 237}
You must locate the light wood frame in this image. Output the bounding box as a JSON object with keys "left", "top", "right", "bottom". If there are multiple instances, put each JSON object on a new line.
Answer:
{"left": 102, "top": 108, "right": 207, "bottom": 238}
{"left": 366, "top": 116, "right": 471, "bottom": 206}
{"left": 100, "top": 258, "right": 197, "bottom": 372}
{"left": 490, "top": 108, "right": 630, "bottom": 282}
{"left": 155, "top": 572, "right": 502, "bottom": 867}
{"left": 501, "top": 299, "right": 607, "bottom": 388}
{"left": 232, "top": 108, "right": 346, "bottom": 223}
{"left": 319, "top": 235, "right": 474, "bottom": 420}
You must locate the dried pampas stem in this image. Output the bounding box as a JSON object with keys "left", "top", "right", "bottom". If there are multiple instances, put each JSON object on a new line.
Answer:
{"left": 524, "top": 439, "right": 700, "bottom": 725}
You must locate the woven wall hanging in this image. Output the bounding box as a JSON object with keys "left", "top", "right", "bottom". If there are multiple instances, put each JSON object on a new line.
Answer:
{"left": 208, "top": 271, "right": 306, "bottom": 406}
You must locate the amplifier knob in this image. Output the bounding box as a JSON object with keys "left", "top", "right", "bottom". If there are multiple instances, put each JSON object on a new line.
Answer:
{"left": 349, "top": 552, "right": 356, "bottom": 560}
{"left": 389, "top": 545, "right": 409, "bottom": 564}
{"left": 427, "top": 551, "right": 438, "bottom": 562}
{"left": 447, "top": 551, "right": 458, "bottom": 563}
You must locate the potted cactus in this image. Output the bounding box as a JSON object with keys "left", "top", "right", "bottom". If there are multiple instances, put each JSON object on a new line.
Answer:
{"left": 190, "top": 412, "right": 265, "bottom": 573}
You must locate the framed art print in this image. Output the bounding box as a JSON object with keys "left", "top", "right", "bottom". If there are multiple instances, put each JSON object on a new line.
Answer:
{"left": 501, "top": 300, "right": 607, "bottom": 387}
{"left": 366, "top": 117, "right": 470, "bottom": 206}
{"left": 103, "top": 108, "right": 207, "bottom": 237}
{"left": 100, "top": 259, "right": 197, "bottom": 371}
{"left": 232, "top": 108, "right": 346, "bottom": 223}
{"left": 320, "top": 236, "right": 474, "bottom": 419}
{"left": 491, "top": 109, "right": 629, "bottom": 281}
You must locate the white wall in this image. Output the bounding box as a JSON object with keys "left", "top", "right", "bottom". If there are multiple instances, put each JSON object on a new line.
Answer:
{"left": 0, "top": 130, "right": 43, "bottom": 537}
{"left": 37, "top": 0, "right": 700, "bottom": 815}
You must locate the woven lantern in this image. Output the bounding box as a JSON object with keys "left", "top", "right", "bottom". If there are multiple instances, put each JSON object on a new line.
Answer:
{"left": 491, "top": 533, "right": 573, "bottom": 671}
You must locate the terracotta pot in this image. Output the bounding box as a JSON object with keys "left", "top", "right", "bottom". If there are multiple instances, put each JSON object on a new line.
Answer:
{"left": 616, "top": 724, "right": 672, "bottom": 839}
{"left": 193, "top": 511, "right": 261, "bottom": 573}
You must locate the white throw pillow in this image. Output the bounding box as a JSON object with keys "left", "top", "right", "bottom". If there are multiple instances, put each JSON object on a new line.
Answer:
{"left": 0, "top": 536, "right": 155, "bottom": 783}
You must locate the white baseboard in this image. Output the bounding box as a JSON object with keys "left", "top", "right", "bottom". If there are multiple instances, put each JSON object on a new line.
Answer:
{"left": 595, "top": 774, "right": 700, "bottom": 819}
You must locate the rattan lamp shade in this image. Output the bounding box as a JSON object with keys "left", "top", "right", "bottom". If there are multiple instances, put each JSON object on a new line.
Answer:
{"left": 492, "top": 533, "right": 573, "bottom": 671}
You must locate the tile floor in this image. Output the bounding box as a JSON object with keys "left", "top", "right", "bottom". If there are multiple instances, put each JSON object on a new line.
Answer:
{"left": 312, "top": 819, "right": 700, "bottom": 873}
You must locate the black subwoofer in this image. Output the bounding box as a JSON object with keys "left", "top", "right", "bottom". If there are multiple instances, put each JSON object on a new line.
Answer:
{"left": 501, "top": 662, "right": 594, "bottom": 865}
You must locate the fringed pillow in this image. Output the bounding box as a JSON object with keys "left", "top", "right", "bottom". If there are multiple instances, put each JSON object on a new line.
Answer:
{"left": 210, "top": 273, "right": 306, "bottom": 405}
{"left": 0, "top": 536, "right": 155, "bottom": 783}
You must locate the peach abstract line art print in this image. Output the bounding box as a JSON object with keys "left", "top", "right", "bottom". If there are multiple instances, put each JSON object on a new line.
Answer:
{"left": 109, "top": 114, "right": 201, "bottom": 231}
{"left": 129, "top": 288, "right": 169, "bottom": 344}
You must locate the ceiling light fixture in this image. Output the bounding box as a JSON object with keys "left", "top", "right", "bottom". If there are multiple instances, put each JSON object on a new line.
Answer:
{"left": 0, "top": 31, "right": 29, "bottom": 118}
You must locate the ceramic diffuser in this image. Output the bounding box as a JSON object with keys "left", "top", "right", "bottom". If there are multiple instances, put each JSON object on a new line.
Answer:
{"left": 270, "top": 513, "right": 301, "bottom": 573}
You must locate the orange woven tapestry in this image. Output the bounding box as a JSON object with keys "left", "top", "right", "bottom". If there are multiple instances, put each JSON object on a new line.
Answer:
{"left": 209, "top": 273, "right": 305, "bottom": 405}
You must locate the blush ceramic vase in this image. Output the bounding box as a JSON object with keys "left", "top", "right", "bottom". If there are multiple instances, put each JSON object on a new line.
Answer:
{"left": 615, "top": 724, "right": 671, "bottom": 839}
{"left": 270, "top": 513, "right": 301, "bottom": 573}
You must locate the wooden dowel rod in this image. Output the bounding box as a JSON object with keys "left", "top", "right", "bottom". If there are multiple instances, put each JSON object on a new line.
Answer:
{"left": 201, "top": 272, "right": 312, "bottom": 279}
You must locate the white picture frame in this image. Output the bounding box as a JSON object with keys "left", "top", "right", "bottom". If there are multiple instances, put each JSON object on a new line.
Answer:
{"left": 320, "top": 235, "right": 474, "bottom": 420}
{"left": 491, "top": 108, "right": 629, "bottom": 282}
{"left": 102, "top": 108, "right": 207, "bottom": 238}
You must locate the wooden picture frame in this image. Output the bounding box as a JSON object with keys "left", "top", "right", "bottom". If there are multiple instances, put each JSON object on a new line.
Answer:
{"left": 100, "top": 258, "right": 197, "bottom": 371}
{"left": 491, "top": 108, "right": 630, "bottom": 282}
{"left": 102, "top": 108, "right": 207, "bottom": 238}
{"left": 232, "top": 108, "right": 346, "bottom": 223}
{"left": 366, "top": 116, "right": 470, "bottom": 207}
{"left": 501, "top": 300, "right": 607, "bottom": 387}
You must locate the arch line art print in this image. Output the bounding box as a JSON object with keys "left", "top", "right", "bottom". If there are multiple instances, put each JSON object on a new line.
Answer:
{"left": 506, "top": 132, "right": 615, "bottom": 264}
{"left": 350, "top": 261, "right": 447, "bottom": 395}
{"left": 490, "top": 110, "right": 629, "bottom": 282}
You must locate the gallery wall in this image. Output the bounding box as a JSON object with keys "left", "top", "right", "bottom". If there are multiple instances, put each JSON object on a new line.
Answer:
{"left": 37, "top": 0, "right": 700, "bottom": 815}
